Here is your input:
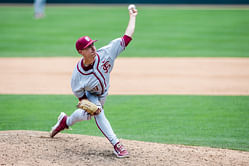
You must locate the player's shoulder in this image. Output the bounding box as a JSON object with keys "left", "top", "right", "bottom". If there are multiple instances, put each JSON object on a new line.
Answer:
{"left": 98, "top": 37, "right": 123, "bottom": 50}
{"left": 110, "top": 37, "right": 123, "bottom": 45}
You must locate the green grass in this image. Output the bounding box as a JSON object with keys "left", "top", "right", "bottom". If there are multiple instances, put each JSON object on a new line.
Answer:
{"left": 0, "top": 6, "right": 249, "bottom": 57}
{"left": 0, "top": 94, "right": 248, "bottom": 151}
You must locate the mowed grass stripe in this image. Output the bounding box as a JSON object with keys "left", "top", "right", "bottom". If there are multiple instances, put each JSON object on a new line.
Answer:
{"left": 0, "top": 94, "right": 248, "bottom": 151}
{"left": 0, "top": 6, "right": 248, "bottom": 57}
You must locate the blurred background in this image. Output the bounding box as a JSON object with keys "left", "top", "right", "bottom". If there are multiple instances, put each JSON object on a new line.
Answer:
{"left": 0, "top": 0, "right": 249, "bottom": 58}
{"left": 1, "top": 0, "right": 249, "bottom": 4}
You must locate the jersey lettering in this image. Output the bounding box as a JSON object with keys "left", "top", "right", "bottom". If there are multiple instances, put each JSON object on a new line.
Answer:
{"left": 101, "top": 60, "right": 111, "bottom": 73}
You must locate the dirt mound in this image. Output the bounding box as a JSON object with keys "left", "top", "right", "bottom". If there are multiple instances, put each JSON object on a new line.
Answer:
{"left": 0, "top": 130, "right": 248, "bottom": 166}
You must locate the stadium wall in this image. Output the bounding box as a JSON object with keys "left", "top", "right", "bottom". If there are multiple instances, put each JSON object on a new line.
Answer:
{"left": 0, "top": 0, "right": 249, "bottom": 4}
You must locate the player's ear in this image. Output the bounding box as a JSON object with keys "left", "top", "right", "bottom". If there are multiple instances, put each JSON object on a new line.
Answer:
{"left": 78, "top": 50, "right": 83, "bottom": 54}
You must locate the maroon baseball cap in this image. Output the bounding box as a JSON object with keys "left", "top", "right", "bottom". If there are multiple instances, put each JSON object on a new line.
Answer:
{"left": 75, "top": 36, "right": 97, "bottom": 51}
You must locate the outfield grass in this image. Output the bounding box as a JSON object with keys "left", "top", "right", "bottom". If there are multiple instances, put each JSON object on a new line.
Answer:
{"left": 0, "top": 94, "right": 248, "bottom": 151}
{"left": 0, "top": 6, "right": 249, "bottom": 57}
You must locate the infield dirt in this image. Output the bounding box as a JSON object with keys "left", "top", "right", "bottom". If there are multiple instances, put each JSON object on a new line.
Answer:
{"left": 0, "top": 57, "right": 249, "bottom": 166}
{"left": 0, "top": 57, "right": 249, "bottom": 95}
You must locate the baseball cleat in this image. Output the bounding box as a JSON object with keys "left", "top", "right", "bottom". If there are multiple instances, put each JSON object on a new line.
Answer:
{"left": 113, "top": 142, "right": 129, "bottom": 158}
{"left": 50, "top": 112, "right": 68, "bottom": 138}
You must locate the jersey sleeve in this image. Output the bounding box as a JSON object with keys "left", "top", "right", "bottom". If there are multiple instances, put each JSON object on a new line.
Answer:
{"left": 71, "top": 67, "right": 85, "bottom": 100}
{"left": 98, "top": 37, "right": 126, "bottom": 60}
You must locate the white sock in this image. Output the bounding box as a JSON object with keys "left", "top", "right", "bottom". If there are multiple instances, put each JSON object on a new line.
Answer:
{"left": 66, "top": 109, "right": 91, "bottom": 126}
{"left": 94, "top": 110, "right": 119, "bottom": 146}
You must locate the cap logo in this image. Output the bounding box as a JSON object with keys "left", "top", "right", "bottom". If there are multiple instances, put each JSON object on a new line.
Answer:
{"left": 85, "top": 37, "right": 90, "bottom": 41}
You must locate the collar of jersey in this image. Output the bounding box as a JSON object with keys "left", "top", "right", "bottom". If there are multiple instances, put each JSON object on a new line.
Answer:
{"left": 81, "top": 59, "right": 95, "bottom": 71}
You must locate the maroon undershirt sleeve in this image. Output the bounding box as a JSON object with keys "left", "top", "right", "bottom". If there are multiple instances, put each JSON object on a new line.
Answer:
{"left": 78, "top": 94, "right": 87, "bottom": 101}
{"left": 122, "top": 35, "right": 132, "bottom": 47}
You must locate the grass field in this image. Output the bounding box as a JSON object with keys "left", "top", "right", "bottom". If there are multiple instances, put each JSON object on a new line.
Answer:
{"left": 0, "top": 5, "right": 249, "bottom": 153}
{"left": 0, "top": 95, "right": 248, "bottom": 151}
{"left": 0, "top": 5, "right": 249, "bottom": 57}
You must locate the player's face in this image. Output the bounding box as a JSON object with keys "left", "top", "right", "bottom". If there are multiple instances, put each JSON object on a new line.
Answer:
{"left": 80, "top": 43, "right": 97, "bottom": 64}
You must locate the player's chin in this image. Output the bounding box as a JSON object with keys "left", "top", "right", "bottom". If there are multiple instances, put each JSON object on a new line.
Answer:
{"left": 92, "top": 53, "right": 97, "bottom": 59}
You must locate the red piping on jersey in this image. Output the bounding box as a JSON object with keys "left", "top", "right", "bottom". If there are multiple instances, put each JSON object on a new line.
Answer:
{"left": 77, "top": 61, "right": 93, "bottom": 75}
{"left": 81, "top": 58, "right": 95, "bottom": 71}
{"left": 93, "top": 73, "right": 104, "bottom": 94}
{"left": 77, "top": 62, "right": 104, "bottom": 94}
{"left": 94, "top": 116, "right": 112, "bottom": 144}
{"left": 96, "top": 54, "right": 107, "bottom": 87}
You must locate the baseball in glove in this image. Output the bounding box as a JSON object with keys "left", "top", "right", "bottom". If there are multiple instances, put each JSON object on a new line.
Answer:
{"left": 77, "top": 99, "right": 101, "bottom": 116}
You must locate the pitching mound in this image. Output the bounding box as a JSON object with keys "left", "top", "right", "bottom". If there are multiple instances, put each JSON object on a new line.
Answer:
{"left": 0, "top": 130, "right": 248, "bottom": 166}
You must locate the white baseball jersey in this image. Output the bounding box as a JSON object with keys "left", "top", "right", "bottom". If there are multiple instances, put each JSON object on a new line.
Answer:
{"left": 71, "top": 37, "right": 126, "bottom": 102}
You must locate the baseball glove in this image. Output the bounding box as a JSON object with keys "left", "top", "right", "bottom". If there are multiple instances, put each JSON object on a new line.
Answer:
{"left": 77, "top": 99, "right": 101, "bottom": 116}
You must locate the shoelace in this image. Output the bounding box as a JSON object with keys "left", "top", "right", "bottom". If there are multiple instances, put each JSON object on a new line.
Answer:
{"left": 116, "top": 144, "right": 125, "bottom": 152}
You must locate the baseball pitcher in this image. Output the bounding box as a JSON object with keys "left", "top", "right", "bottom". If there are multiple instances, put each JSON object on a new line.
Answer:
{"left": 50, "top": 6, "right": 138, "bottom": 158}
